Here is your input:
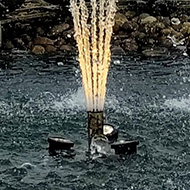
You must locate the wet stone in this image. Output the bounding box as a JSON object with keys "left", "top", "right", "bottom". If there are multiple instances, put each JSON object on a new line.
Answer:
{"left": 32, "top": 45, "right": 45, "bottom": 55}
{"left": 48, "top": 23, "right": 70, "bottom": 37}
{"left": 115, "top": 12, "right": 128, "bottom": 27}
{"left": 33, "top": 37, "right": 54, "bottom": 46}
{"left": 111, "top": 46, "right": 125, "bottom": 55}
{"left": 59, "top": 44, "right": 72, "bottom": 51}
{"left": 45, "top": 45, "right": 57, "bottom": 53}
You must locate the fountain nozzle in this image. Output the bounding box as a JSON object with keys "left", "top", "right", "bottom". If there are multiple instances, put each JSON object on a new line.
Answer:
{"left": 87, "top": 111, "right": 104, "bottom": 151}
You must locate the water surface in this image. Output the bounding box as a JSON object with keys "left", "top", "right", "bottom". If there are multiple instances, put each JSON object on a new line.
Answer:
{"left": 0, "top": 51, "right": 190, "bottom": 189}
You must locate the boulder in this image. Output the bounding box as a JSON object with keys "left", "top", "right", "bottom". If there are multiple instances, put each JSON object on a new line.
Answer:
{"left": 36, "top": 27, "right": 45, "bottom": 36}
{"left": 59, "top": 44, "right": 73, "bottom": 51}
{"left": 111, "top": 46, "right": 125, "bottom": 55}
{"left": 122, "top": 38, "right": 138, "bottom": 52}
{"left": 32, "top": 45, "right": 45, "bottom": 55}
{"left": 115, "top": 13, "right": 128, "bottom": 27}
{"left": 55, "top": 38, "right": 66, "bottom": 47}
{"left": 161, "top": 17, "right": 170, "bottom": 27}
{"left": 142, "top": 48, "right": 168, "bottom": 57}
{"left": 141, "top": 16, "right": 157, "bottom": 25}
{"left": 45, "top": 45, "right": 57, "bottom": 53}
{"left": 179, "top": 14, "right": 189, "bottom": 23}
{"left": 139, "top": 13, "right": 150, "bottom": 20}
{"left": 180, "top": 22, "right": 190, "bottom": 35}
{"left": 125, "top": 11, "right": 136, "bottom": 20}
{"left": 122, "top": 21, "right": 133, "bottom": 32}
{"left": 13, "top": 38, "right": 26, "bottom": 50}
{"left": 159, "top": 36, "right": 173, "bottom": 48}
{"left": 161, "top": 28, "right": 173, "bottom": 36}
{"left": 3, "top": 40, "right": 14, "bottom": 50}
{"left": 48, "top": 23, "right": 70, "bottom": 37}
{"left": 33, "top": 37, "right": 54, "bottom": 46}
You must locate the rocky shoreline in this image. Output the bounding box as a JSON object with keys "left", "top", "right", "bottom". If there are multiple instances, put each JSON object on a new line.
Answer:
{"left": 1, "top": 0, "right": 190, "bottom": 57}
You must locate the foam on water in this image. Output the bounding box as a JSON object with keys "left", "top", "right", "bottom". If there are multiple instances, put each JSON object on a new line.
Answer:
{"left": 164, "top": 96, "right": 190, "bottom": 112}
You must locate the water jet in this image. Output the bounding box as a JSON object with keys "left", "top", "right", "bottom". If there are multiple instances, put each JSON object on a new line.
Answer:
{"left": 69, "top": 0, "right": 139, "bottom": 155}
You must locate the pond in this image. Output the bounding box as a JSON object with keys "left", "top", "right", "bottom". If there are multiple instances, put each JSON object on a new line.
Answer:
{"left": 0, "top": 51, "right": 190, "bottom": 189}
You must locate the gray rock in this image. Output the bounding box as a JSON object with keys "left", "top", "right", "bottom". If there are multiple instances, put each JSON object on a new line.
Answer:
{"left": 142, "top": 48, "right": 167, "bottom": 57}
{"left": 111, "top": 46, "right": 125, "bottom": 55}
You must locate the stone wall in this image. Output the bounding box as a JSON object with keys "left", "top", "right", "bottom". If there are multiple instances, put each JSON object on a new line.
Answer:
{"left": 1, "top": 0, "right": 190, "bottom": 56}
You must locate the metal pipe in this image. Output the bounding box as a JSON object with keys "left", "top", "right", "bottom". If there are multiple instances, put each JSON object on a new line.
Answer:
{"left": 87, "top": 111, "right": 104, "bottom": 151}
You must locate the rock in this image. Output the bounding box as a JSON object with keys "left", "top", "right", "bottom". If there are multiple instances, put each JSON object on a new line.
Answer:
{"left": 59, "top": 44, "right": 72, "bottom": 51}
{"left": 48, "top": 23, "right": 70, "bottom": 37}
{"left": 171, "top": 18, "right": 181, "bottom": 25}
{"left": 161, "top": 17, "right": 170, "bottom": 27}
{"left": 142, "top": 48, "right": 167, "bottom": 57}
{"left": 111, "top": 46, "right": 125, "bottom": 55}
{"left": 32, "top": 45, "right": 45, "bottom": 55}
{"left": 159, "top": 36, "right": 173, "bottom": 48}
{"left": 125, "top": 11, "right": 136, "bottom": 20}
{"left": 138, "top": 32, "right": 146, "bottom": 42}
{"left": 180, "top": 22, "right": 190, "bottom": 35}
{"left": 132, "top": 16, "right": 139, "bottom": 24}
{"left": 113, "top": 39, "right": 121, "bottom": 47}
{"left": 179, "top": 14, "right": 189, "bottom": 23}
{"left": 139, "top": 13, "right": 150, "bottom": 20}
{"left": 141, "top": 16, "right": 157, "bottom": 24}
{"left": 62, "top": 28, "right": 74, "bottom": 39}
{"left": 36, "top": 27, "right": 45, "bottom": 36}
{"left": 122, "top": 38, "right": 138, "bottom": 52}
{"left": 45, "top": 45, "right": 57, "bottom": 53}
{"left": 155, "top": 22, "right": 165, "bottom": 30}
{"left": 21, "top": 34, "right": 31, "bottom": 43}
{"left": 13, "top": 38, "right": 26, "bottom": 50}
{"left": 122, "top": 21, "right": 133, "bottom": 32}
{"left": 115, "top": 13, "right": 128, "bottom": 27}
{"left": 33, "top": 37, "right": 54, "bottom": 46}
{"left": 131, "top": 31, "right": 141, "bottom": 39}
{"left": 161, "top": 28, "right": 173, "bottom": 36}
{"left": 3, "top": 40, "right": 14, "bottom": 49}
{"left": 55, "top": 38, "right": 66, "bottom": 47}
{"left": 113, "top": 23, "right": 120, "bottom": 33}
{"left": 171, "top": 18, "right": 181, "bottom": 31}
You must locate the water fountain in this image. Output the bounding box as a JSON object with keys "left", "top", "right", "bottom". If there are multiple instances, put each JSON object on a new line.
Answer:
{"left": 69, "top": 0, "right": 118, "bottom": 152}
{"left": 48, "top": 0, "right": 139, "bottom": 156}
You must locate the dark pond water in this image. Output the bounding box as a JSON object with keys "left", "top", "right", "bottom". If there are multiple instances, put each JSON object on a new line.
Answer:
{"left": 1, "top": 51, "right": 190, "bottom": 190}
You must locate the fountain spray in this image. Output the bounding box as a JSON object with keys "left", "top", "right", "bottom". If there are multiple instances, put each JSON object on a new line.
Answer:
{"left": 70, "top": 0, "right": 118, "bottom": 152}
{"left": 47, "top": 0, "right": 139, "bottom": 156}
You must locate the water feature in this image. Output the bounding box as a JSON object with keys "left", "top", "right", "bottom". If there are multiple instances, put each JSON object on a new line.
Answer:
{"left": 69, "top": 0, "right": 117, "bottom": 151}
{"left": 1, "top": 52, "right": 190, "bottom": 189}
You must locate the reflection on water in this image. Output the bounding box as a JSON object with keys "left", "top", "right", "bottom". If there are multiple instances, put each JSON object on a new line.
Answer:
{"left": 0, "top": 53, "right": 190, "bottom": 189}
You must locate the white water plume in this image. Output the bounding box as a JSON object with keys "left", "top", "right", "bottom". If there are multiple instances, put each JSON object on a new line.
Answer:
{"left": 70, "top": 0, "right": 117, "bottom": 111}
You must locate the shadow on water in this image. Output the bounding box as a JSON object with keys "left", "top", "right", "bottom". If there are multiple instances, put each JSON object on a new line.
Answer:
{"left": 1, "top": 52, "right": 190, "bottom": 189}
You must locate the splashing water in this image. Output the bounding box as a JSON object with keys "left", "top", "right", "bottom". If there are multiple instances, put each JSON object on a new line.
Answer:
{"left": 70, "top": 0, "right": 117, "bottom": 111}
